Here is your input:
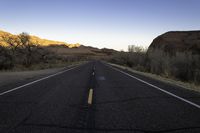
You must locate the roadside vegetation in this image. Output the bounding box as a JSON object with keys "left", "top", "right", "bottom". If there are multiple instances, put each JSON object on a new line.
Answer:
{"left": 109, "top": 45, "right": 200, "bottom": 85}
{"left": 0, "top": 32, "right": 84, "bottom": 71}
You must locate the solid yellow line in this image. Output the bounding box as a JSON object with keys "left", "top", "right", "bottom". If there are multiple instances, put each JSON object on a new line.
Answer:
{"left": 88, "top": 89, "right": 93, "bottom": 105}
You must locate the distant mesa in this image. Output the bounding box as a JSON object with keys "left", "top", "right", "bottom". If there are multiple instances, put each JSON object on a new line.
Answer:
{"left": 0, "top": 30, "right": 80, "bottom": 48}
{"left": 148, "top": 31, "right": 200, "bottom": 55}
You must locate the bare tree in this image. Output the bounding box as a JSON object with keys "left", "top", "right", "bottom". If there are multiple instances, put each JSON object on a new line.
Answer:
{"left": 18, "top": 32, "right": 36, "bottom": 67}
{"left": 128, "top": 45, "right": 144, "bottom": 53}
{"left": 1, "top": 34, "right": 20, "bottom": 63}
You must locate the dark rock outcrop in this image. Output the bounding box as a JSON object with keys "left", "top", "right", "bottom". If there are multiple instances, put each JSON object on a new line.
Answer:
{"left": 148, "top": 31, "right": 200, "bottom": 55}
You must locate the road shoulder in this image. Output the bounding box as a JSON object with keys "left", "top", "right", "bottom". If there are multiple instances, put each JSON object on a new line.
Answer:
{"left": 108, "top": 63, "right": 200, "bottom": 93}
{"left": 0, "top": 62, "right": 83, "bottom": 89}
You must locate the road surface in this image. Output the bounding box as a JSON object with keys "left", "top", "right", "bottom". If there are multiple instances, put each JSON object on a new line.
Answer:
{"left": 0, "top": 61, "right": 200, "bottom": 133}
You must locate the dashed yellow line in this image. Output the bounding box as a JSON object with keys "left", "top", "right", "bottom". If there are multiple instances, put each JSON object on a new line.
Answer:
{"left": 88, "top": 89, "right": 93, "bottom": 105}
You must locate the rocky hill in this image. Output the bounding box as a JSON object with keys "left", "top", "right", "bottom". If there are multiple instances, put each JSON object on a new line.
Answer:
{"left": 148, "top": 31, "right": 200, "bottom": 54}
{"left": 0, "top": 29, "right": 117, "bottom": 59}
{"left": 0, "top": 30, "right": 80, "bottom": 48}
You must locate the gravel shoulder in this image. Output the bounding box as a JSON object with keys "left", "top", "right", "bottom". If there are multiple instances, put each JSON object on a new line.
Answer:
{"left": 0, "top": 62, "right": 83, "bottom": 88}
{"left": 0, "top": 68, "right": 64, "bottom": 88}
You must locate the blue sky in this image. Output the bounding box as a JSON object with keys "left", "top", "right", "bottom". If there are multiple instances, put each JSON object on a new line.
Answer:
{"left": 0, "top": 0, "right": 200, "bottom": 50}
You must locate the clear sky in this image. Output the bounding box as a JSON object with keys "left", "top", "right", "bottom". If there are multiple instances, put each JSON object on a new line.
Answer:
{"left": 0, "top": 0, "right": 200, "bottom": 50}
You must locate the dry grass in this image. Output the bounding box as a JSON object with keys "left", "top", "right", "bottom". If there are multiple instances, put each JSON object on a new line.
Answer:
{"left": 109, "top": 63, "right": 200, "bottom": 93}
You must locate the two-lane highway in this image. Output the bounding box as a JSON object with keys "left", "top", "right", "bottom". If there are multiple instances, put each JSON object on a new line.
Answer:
{"left": 0, "top": 61, "right": 200, "bottom": 133}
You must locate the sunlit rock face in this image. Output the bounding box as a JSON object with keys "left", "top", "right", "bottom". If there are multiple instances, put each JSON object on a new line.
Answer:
{"left": 147, "top": 31, "right": 200, "bottom": 55}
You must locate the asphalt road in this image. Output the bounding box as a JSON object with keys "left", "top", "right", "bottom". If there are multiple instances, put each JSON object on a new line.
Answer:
{"left": 0, "top": 61, "right": 200, "bottom": 133}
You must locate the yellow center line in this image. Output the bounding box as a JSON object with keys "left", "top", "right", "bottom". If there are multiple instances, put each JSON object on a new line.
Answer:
{"left": 88, "top": 89, "right": 93, "bottom": 105}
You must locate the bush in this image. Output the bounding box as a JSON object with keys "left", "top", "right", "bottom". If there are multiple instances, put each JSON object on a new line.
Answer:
{"left": 110, "top": 45, "right": 200, "bottom": 85}
{"left": 110, "top": 45, "right": 146, "bottom": 71}
{"left": 0, "top": 46, "right": 14, "bottom": 69}
{"left": 147, "top": 50, "right": 200, "bottom": 84}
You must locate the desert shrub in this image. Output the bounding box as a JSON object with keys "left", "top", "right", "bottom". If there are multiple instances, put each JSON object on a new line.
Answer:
{"left": 147, "top": 49, "right": 170, "bottom": 75}
{"left": 110, "top": 45, "right": 146, "bottom": 71}
{"left": 193, "top": 55, "right": 200, "bottom": 84}
{"left": 110, "top": 45, "right": 200, "bottom": 84}
{"left": 147, "top": 50, "right": 200, "bottom": 84}
{"left": 110, "top": 52, "right": 128, "bottom": 65}
{"left": 194, "top": 70, "right": 200, "bottom": 84}
{"left": 0, "top": 46, "right": 14, "bottom": 69}
{"left": 126, "top": 52, "right": 146, "bottom": 70}
{"left": 169, "top": 52, "right": 190, "bottom": 81}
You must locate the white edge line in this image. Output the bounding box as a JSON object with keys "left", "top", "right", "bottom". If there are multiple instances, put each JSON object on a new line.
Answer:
{"left": 0, "top": 67, "right": 77, "bottom": 96}
{"left": 108, "top": 64, "right": 200, "bottom": 109}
